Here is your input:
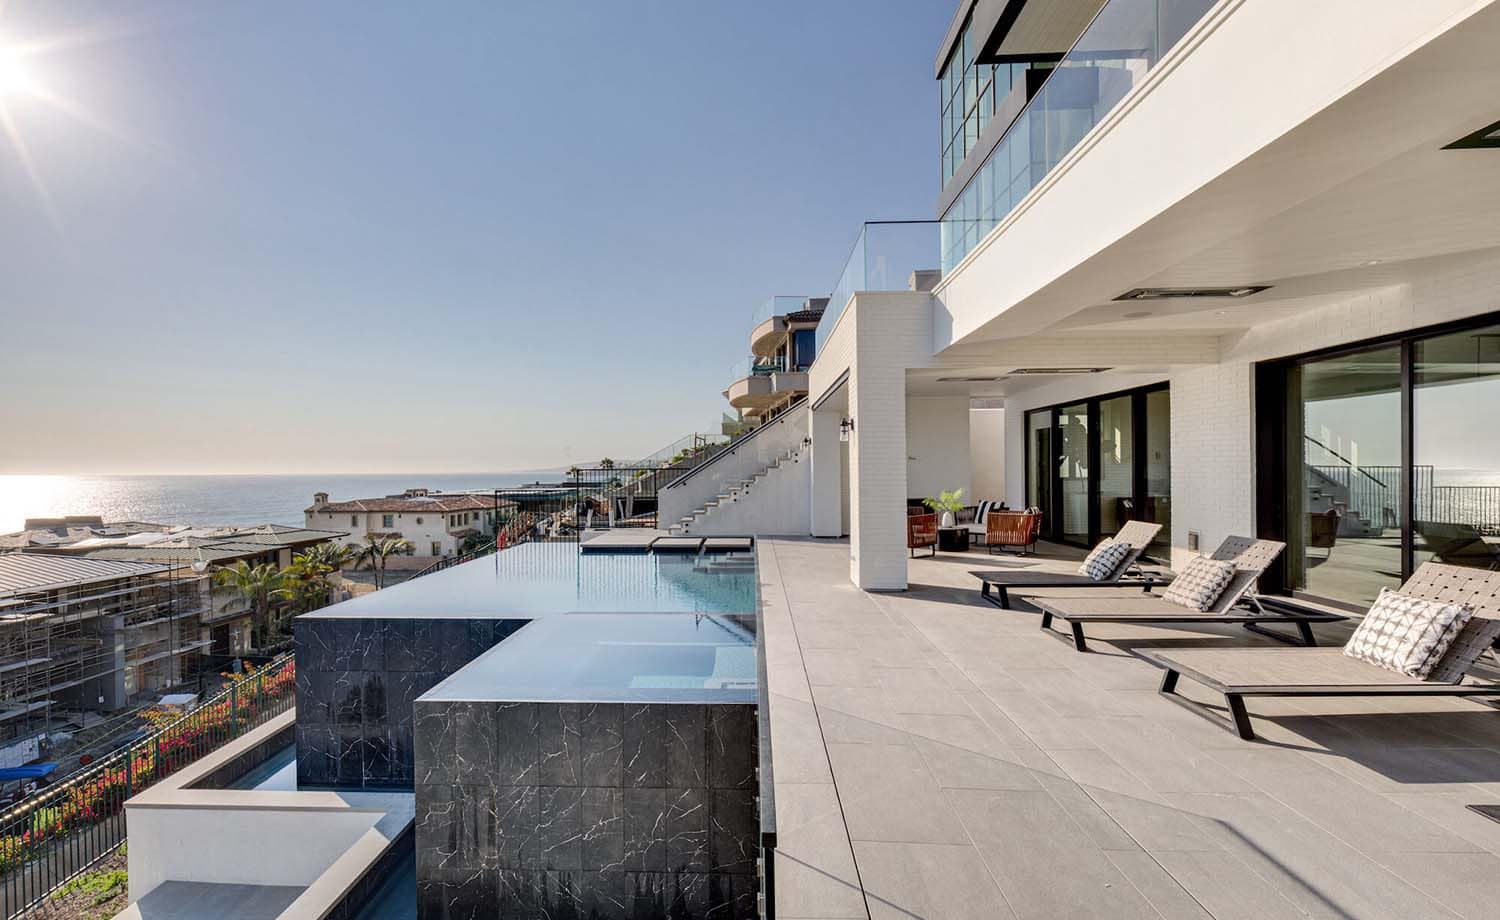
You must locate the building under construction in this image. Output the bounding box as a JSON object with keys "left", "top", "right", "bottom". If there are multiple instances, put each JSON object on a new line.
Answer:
{"left": 0, "top": 555, "right": 211, "bottom": 769}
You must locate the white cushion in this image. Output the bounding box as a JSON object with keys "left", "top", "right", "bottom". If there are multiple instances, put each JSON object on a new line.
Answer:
{"left": 1077, "top": 539, "right": 1130, "bottom": 581}
{"left": 1161, "top": 556, "right": 1236, "bottom": 611}
{"left": 1343, "top": 589, "right": 1473, "bottom": 678}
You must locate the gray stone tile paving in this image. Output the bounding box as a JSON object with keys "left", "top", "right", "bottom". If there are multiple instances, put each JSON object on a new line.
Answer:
{"left": 762, "top": 537, "right": 1500, "bottom": 919}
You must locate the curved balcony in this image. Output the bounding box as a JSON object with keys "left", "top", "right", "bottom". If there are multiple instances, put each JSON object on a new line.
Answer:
{"left": 725, "top": 373, "right": 774, "bottom": 412}
{"left": 750, "top": 315, "right": 784, "bottom": 357}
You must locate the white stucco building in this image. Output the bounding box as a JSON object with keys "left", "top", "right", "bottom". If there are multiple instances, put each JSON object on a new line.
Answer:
{"left": 304, "top": 489, "right": 515, "bottom": 559}
{"left": 665, "top": 0, "right": 1500, "bottom": 605}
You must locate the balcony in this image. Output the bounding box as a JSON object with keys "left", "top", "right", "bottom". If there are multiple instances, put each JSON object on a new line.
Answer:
{"left": 814, "top": 220, "right": 944, "bottom": 353}
{"left": 939, "top": 0, "right": 1218, "bottom": 272}
{"left": 750, "top": 296, "right": 814, "bottom": 357}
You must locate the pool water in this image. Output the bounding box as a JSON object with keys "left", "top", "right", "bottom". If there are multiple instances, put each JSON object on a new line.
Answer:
{"left": 227, "top": 745, "right": 297, "bottom": 790}
{"left": 304, "top": 542, "right": 758, "bottom": 620}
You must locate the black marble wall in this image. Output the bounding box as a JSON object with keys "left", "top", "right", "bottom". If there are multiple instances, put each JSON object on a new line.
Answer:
{"left": 294, "top": 617, "right": 528, "bottom": 789}
{"left": 414, "top": 700, "right": 759, "bottom": 920}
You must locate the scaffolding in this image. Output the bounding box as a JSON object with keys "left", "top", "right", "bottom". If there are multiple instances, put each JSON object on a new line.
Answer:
{"left": 0, "top": 561, "right": 211, "bottom": 764}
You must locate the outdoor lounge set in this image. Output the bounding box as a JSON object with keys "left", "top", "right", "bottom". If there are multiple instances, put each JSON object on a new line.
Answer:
{"left": 971, "top": 525, "right": 1500, "bottom": 742}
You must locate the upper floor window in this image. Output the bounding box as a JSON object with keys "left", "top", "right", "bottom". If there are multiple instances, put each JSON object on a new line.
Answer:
{"left": 350, "top": 515, "right": 358, "bottom": 527}
{"left": 938, "top": 20, "right": 1034, "bottom": 188}
{"left": 792, "top": 329, "right": 816, "bottom": 370}
{"left": 382, "top": 514, "right": 395, "bottom": 528}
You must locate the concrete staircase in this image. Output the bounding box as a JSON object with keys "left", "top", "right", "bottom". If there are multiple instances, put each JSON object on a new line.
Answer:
{"left": 671, "top": 445, "right": 807, "bottom": 535}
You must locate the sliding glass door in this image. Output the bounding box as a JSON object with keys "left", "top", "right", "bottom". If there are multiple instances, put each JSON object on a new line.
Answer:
{"left": 1025, "top": 384, "right": 1170, "bottom": 548}
{"left": 1261, "top": 313, "right": 1500, "bottom": 607}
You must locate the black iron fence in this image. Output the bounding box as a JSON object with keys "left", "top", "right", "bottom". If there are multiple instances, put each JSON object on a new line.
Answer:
{"left": 0, "top": 654, "right": 295, "bottom": 918}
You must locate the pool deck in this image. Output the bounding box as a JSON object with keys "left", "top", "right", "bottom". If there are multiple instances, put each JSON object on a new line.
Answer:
{"left": 759, "top": 537, "right": 1500, "bottom": 920}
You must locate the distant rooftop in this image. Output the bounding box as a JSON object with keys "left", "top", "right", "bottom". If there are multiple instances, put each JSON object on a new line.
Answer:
{"left": 305, "top": 489, "right": 516, "bottom": 514}
{"left": 0, "top": 553, "right": 171, "bottom": 599}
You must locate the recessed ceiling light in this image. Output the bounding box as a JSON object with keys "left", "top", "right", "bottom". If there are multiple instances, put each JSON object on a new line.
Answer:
{"left": 1360, "top": 259, "right": 1383, "bottom": 267}
{"left": 1122, "top": 310, "right": 1153, "bottom": 319}
{"left": 1011, "top": 367, "right": 1110, "bottom": 375}
{"left": 1114, "top": 286, "right": 1270, "bottom": 301}
{"left": 1214, "top": 311, "right": 1228, "bottom": 316}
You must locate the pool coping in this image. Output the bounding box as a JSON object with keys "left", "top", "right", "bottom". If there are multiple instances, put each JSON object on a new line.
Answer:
{"left": 126, "top": 710, "right": 415, "bottom": 920}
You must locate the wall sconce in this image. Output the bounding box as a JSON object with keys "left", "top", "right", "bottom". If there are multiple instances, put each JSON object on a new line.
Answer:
{"left": 801, "top": 436, "right": 812, "bottom": 449}
{"left": 839, "top": 417, "right": 854, "bottom": 442}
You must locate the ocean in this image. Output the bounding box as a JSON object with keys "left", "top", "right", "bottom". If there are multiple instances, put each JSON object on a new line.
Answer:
{"left": 0, "top": 473, "right": 565, "bottom": 535}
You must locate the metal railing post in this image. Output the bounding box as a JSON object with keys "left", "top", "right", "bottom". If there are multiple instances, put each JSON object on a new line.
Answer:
{"left": 229, "top": 681, "right": 239, "bottom": 736}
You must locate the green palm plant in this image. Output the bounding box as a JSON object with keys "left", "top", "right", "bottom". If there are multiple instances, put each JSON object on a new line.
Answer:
{"left": 213, "top": 561, "right": 285, "bottom": 649}
{"left": 300, "top": 541, "right": 356, "bottom": 572}
{"left": 277, "top": 552, "right": 337, "bottom": 618}
{"left": 922, "top": 489, "right": 966, "bottom": 526}
{"left": 354, "top": 534, "right": 413, "bottom": 589}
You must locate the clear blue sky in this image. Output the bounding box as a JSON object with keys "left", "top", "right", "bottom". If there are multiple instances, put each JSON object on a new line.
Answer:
{"left": 0, "top": 0, "right": 945, "bottom": 474}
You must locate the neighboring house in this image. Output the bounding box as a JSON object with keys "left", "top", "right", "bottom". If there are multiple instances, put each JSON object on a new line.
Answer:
{"left": 304, "top": 489, "right": 518, "bottom": 559}
{"left": 64, "top": 523, "right": 350, "bottom": 658}
{"left": 724, "top": 296, "right": 827, "bottom": 431}
{"left": 661, "top": 0, "right": 1500, "bottom": 604}
{"left": 0, "top": 554, "right": 212, "bottom": 768}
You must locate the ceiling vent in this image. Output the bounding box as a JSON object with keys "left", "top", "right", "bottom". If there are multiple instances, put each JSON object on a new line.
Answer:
{"left": 936, "top": 376, "right": 1001, "bottom": 383}
{"left": 1114, "top": 286, "right": 1269, "bottom": 301}
{"left": 1444, "top": 119, "right": 1500, "bottom": 149}
{"left": 1010, "top": 367, "right": 1110, "bottom": 375}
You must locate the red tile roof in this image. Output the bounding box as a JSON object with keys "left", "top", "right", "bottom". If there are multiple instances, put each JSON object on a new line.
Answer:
{"left": 306, "top": 494, "right": 516, "bottom": 514}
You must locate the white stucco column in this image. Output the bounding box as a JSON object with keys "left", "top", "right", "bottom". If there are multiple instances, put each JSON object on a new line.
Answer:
{"left": 809, "top": 406, "right": 843, "bottom": 537}
{"left": 848, "top": 360, "right": 909, "bottom": 591}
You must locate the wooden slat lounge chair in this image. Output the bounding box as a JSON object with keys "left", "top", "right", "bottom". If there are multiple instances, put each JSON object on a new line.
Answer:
{"left": 1029, "top": 537, "right": 1345, "bottom": 652}
{"left": 1142, "top": 563, "right": 1500, "bottom": 740}
{"left": 972, "top": 521, "right": 1167, "bottom": 609}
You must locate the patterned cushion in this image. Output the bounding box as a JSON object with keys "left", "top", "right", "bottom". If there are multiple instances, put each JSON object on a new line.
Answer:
{"left": 1078, "top": 539, "right": 1130, "bottom": 581}
{"left": 1424, "top": 615, "right": 1500, "bottom": 684}
{"left": 1342, "top": 589, "right": 1473, "bottom": 678}
{"left": 1161, "top": 556, "right": 1236, "bottom": 611}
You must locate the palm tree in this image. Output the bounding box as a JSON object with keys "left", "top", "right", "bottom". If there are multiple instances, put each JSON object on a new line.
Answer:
{"left": 354, "top": 534, "right": 414, "bottom": 589}
{"left": 214, "top": 561, "right": 284, "bottom": 649}
{"left": 301, "top": 541, "right": 356, "bottom": 572}
{"left": 277, "top": 552, "right": 337, "bottom": 617}
{"left": 599, "top": 458, "right": 615, "bottom": 470}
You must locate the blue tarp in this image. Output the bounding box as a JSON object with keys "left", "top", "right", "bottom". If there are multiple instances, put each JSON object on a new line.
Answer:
{"left": 0, "top": 763, "right": 58, "bottom": 781}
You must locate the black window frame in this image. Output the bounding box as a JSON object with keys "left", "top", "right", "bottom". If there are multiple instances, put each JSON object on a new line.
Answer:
{"left": 1023, "top": 381, "right": 1169, "bottom": 548}
{"left": 1255, "top": 309, "right": 1500, "bottom": 605}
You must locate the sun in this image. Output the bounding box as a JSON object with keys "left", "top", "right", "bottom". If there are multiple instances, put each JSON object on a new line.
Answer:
{"left": 0, "top": 42, "right": 34, "bottom": 97}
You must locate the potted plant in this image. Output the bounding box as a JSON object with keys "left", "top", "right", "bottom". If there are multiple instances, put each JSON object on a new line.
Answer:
{"left": 922, "top": 489, "right": 966, "bottom": 529}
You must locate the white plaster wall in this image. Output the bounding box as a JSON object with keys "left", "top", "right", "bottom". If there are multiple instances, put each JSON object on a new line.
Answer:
{"left": 128, "top": 805, "right": 381, "bottom": 900}
{"left": 304, "top": 507, "right": 484, "bottom": 557}
{"left": 905, "top": 396, "right": 972, "bottom": 502}
{"left": 969, "top": 408, "right": 1005, "bottom": 503}
{"left": 685, "top": 452, "right": 811, "bottom": 536}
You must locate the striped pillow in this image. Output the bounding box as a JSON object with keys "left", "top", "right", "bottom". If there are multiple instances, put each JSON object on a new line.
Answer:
{"left": 1162, "top": 556, "right": 1236, "bottom": 611}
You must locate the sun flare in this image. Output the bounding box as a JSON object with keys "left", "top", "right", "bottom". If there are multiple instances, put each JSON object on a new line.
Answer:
{"left": 0, "top": 42, "right": 35, "bottom": 97}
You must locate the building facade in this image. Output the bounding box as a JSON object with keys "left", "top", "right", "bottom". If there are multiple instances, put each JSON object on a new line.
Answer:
{"left": 663, "top": 0, "right": 1500, "bottom": 602}
{"left": 305, "top": 489, "right": 516, "bottom": 559}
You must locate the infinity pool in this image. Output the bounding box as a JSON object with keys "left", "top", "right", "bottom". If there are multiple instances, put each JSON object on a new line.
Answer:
{"left": 302, "top": 541, "right": 758, "bottom": 620}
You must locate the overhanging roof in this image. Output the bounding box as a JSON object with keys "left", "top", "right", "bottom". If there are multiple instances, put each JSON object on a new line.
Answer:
{"left": 935, "top": 0, "right": 1105, "bottom": 77}
{"left": 0, "top": 554, "right": 171, "bottom": 598}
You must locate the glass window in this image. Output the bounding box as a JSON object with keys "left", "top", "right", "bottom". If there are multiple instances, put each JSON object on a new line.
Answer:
{"left": 1414, "top": 323, "right": 1500, "bottom": 572}
{"left": 1098, "top": 396, "right": 1134, "bottom": 536}
{"left": 1027, "top": 410, "right": 1052, "bottom": 515}
{"left": 792, "top": 329, "right": 816, "bottom": 371}
{"left": 1288, "top": 347, "right": 1403, "bottom": 606}
{"left": 1143, "top": 388, "right": 1171, "bottom": 551}
{"left": 1058, "top": 403, "right": 1090, "bottom": 544}
{"left": 382, "top": 514, "right": 395, "bottom": 528}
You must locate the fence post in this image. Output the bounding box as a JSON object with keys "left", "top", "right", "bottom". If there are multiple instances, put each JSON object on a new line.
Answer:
{"left": 256, "top": 670, "right": 264, "bottom": 722}
{"left": 125, "top": 751, "right": 133, "bottom": 798}
{"left": 230, "top": 681, "right": 239, "bottom": 737}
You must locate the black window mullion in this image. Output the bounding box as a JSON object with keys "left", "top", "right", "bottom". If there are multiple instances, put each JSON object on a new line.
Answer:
{"left": 1132, "top": 391, "right": 1149, "bottom": 526}
{"left": 1087, "top": 400, "right": 1102, "bottom": 545}
{"left": 1400, "top": 338, "right": 1415, "bottom": 582}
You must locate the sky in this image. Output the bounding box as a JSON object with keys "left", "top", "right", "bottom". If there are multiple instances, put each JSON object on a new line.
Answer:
{"left": 0, "top": 0, "right": 946, "bottom": 475}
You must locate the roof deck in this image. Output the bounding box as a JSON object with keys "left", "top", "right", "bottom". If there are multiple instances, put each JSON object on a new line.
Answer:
{"left": 759, "top": 537, "right": 1500, "bottom": 920}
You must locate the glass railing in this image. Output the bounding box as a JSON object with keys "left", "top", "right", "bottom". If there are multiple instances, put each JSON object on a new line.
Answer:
{"left": 729, "top": 356, "right": 786, "bottom": 381}
{"left": 749, "top": 295, "right": 808, "bottom": 329}
{"left": 940, "top": 0, "right": 1218, "bottom": 272}
{"left": 816, "top": 220, "right": 942, "bottom": 352}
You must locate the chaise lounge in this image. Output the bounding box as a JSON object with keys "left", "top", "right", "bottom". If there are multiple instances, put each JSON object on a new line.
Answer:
{"left": 1142, "top": 563, "right": 1500, "bottom": 740}
{"left": 973, "top": 520, "right": 1168, "bottom": 609}
{"left": 1028, "top": 536, "right": 1346, "bottom": 652}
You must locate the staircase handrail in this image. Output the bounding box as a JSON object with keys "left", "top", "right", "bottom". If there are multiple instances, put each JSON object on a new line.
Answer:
{"left": 664, "top": 399, "right": 807, "bottom": 491}
{"left": 1303, "top": 434, "right": 1389, "bottom": 489}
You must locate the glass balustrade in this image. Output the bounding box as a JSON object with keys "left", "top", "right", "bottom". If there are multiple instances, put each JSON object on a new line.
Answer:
{"left": 940, "top": 0, "right": 1217, "bottom": 272}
